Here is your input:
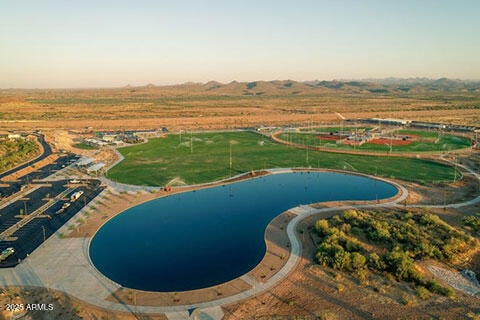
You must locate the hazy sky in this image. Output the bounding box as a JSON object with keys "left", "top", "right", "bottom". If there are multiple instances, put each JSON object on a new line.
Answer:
{"left": 1, "top": 0, "right": 479, "bottom": 88}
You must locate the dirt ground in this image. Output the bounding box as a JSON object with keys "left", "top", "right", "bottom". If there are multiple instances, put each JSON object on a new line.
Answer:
{"left": 223, "top": 208, "right": 480, "bottom": 320}
{"left": 2, "top": 83, "right": 480, "bottom": 132}
{"left": 0, "top": 286, "right": 168, "bottom": 320}
{"left": 403, "top": 174, "right": 479, "bottom": 206}
{"left": 1, "top": 108, "right": 479, "bottom": 132}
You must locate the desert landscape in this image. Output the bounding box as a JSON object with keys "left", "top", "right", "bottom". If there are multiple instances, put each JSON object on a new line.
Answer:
{"left": 1, "top": 1, "right": 480, "bottom": 319}
{"left": 1, "top": 79, "right": 479, "bottom": 132}
{"left": 0, "top": 81, "right": 479, "bottom": 319}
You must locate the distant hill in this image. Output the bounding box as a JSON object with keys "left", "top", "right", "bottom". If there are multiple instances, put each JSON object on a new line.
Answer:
{"left": 2, "top": 78, "right": 479, "bottom": 97}
{"left": 359, "top": 78, "right": 480, "bottom": 93}
{"left": 116, "top": 78, "right": 480, "bottom": 96}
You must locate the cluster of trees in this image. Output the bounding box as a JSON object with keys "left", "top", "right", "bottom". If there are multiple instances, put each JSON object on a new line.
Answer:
{"left": 463, "top": 214, "right": 480, "bottom": 236}
{"left": 314, "top": 209, "right": 475, "bottom": 297}
{"left": 0, "top": 139, "right": 39, "bottom": 173}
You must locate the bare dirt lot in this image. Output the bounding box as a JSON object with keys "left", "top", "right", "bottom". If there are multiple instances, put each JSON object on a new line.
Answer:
{"left": 223, "top": 207, "right": 480, "bottom": 320}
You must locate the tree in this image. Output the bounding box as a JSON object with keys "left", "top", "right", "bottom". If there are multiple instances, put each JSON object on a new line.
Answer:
{"left": 345, "top": 239, "right": 361, "bottom": 252}
{"left": 368, "top": 252, "right": 386, "bottom": 271}
{"left": 333, "top": 250, "right": 351, "bottom": 270}
{"left": 385, "top": 249, "right": 420, "bottom": 282}
{"left": 315, "top": 219, "right": 329, "bottom": 236}
{"left": 351, "top": 252, "right": 367, "bottom": 270}
{"left": 368, "top": 220, "right": 391, "bottom": 242}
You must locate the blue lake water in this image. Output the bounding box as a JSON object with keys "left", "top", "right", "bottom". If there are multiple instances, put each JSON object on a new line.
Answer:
{"left": 89, "top": 171, "right": 397, "bottom": 292}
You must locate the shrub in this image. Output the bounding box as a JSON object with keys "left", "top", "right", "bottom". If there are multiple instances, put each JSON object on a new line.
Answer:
{"left": 315, "top": 219, "right": 329, "bottom": 236}
{"left": 333, "top": 250, "right": 351, "bottom": 270}
{"left": 425, "top": 279, "right": 454, "bottom": 297}
{"left": 345, "top": 239, "right": 362, "bottom": 252}
{"left": 368, "top": 253, "right": 386, "bottom": 271}
{"left": 415, "top": 286, "right": 432, "bottom": 299}
{"left": 463, "top": 214, "right": 480, "bottom": 234}
{"left": 351, "top": 252, "right": 367, "bottom": 270}
{"left": 385, "top": 249, "right": 421, "bottom": 282}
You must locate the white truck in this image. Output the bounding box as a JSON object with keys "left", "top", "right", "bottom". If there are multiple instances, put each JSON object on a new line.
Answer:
{"left": 70, "top": 191, "right": 84, "bottom": 202}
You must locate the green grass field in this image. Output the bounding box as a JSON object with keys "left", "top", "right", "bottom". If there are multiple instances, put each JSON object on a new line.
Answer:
{"left": 279, "top": 130, "right": 471, "bottom": 153}
{"left": 73, "top": 142, "right": 97, "bottom": 150}
{"left": 106, "top": 131, "right": 457, "bottom": 186}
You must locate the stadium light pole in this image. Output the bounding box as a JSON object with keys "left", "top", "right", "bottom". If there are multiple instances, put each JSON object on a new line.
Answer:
{"left": 42, "top": 225, "right": 50, "bottom": 292}
{"left": 229, "top": 142, "right": 232, "bottom": 178}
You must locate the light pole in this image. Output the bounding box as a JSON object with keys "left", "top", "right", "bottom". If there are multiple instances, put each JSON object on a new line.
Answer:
{"left": 229, "top": 142, "right": 232, "bottom": 177}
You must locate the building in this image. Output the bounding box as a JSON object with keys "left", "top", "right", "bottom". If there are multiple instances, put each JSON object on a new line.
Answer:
{"left": 409, "top": 121, "right": 446, "bottom": 130}
{"left": 86, "top": 163, "right": 105, "bottom": 174}
{"left": 7, "top": 133, "right": 22, "bottom": 140}
{"left": 84, "top": 138, "right": 108, "bottom": 147}
{"left": 102, "top": 135, "right": 117, "bottom": 143}
{"left": 76, "top": 157, "right": 94, "bottom": 167}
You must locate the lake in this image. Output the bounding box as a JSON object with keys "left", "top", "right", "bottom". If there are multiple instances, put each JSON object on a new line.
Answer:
{"left": 89, "top": 171, "right": 397, "bottom": 291}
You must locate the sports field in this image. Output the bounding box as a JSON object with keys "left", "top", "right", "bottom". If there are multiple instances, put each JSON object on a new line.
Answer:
{"left": 106, "top": 131, "right": 457, "bottom": 186}
{"left": 278, "top": 129, "right": 471, "bottom": 153}
{"left": 300, "top": 127, "right": 372, "bottom": 133}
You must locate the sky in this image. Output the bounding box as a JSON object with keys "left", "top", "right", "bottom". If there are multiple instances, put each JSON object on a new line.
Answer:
{"left": 1, "top": 0, "right": 479, "bottom": 88}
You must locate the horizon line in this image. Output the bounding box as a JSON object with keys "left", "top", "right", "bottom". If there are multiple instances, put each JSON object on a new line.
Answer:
{"left": 1, "top": 77, "right": 480, "bottom": 90}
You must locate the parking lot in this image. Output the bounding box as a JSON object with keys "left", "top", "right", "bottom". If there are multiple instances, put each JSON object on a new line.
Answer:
{"left": 0, "top": 152, "right": 105, "bottom": 267}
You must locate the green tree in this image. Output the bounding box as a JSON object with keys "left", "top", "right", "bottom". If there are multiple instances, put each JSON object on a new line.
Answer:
{"left": 333, "top": 250, "right": 351, "bottom": 270}
{"left": 315, "top": 219, "right": 329, "bottom": 236}
{"left": 368, "top": 252, "right": 386, "bottom": 271}
{"left": 351, "top": 252, "right": 367, "bottom": 270}
{"left": 385, "top": 249, "right": 420, "bottom": 282}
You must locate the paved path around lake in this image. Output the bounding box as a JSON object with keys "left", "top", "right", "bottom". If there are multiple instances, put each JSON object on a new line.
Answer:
{"left": 0, "top": 170, "right": 408, "bottom": 316}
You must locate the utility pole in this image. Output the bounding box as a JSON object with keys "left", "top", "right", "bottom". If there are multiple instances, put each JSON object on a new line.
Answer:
{"left": 229, "top": 143, "right": 232, "bottom": 177}
{"left": 306, "top": 144, "right": 309, "bottom": 165}
{"left": 353, "top": 128, "right": 356, "bottom": 151}
{"left": 453, "top": 160, "right": 457, "bottom": 183}
{"left": 190, "top": 133, "right": 193, "bottom": 153}
{"left": 42, "top": 225, "right": 50, "bottom": 292}
{"left": 134, "top": 290, "right": 137, "bottom": 317}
